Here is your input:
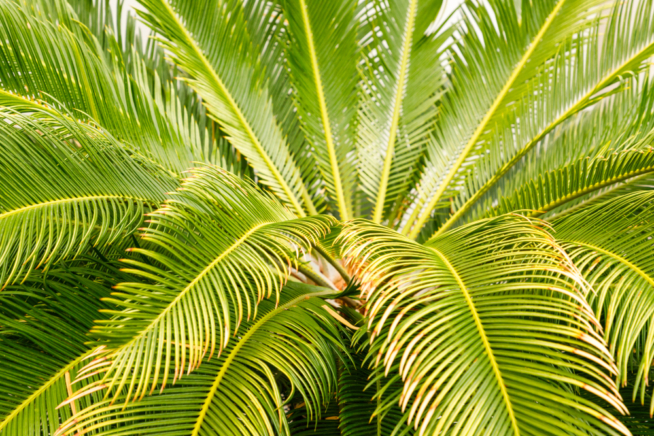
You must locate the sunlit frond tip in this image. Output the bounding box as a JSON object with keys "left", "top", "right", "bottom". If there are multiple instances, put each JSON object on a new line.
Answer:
{"left": 339, "top": 215, "right": 630, "bottom": 436}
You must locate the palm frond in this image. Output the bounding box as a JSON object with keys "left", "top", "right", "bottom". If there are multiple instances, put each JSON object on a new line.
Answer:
{"left": 288, "top": 398, "right": 342, "bottom": 435}
{"left": 552, "top": 191, "right": 654, "bottom": 410}
{"left": 75, "top": 167, "right": 334, "bottom": 405}
{"left": 0, "top": 261, "right": 125, "bottom": 435}
{"left": 405, "top": 0, "right": 654, "bottom": 239}
{"left": 452, "top": 78, "right": 654, "bottom": 225}
{"left": 57, "top": 282, "right": 344, "bottom": 436}
{"left": 339, "top": 215, "right": 628, "bottom": 435}
{"left": 136, "top": 0, "right": 317, "bottom": 216}
{"left": 357, "top": 0, "right": 447, "bottom": 224}
{"left": 482, "top": 148, "right": 654, "bottom": 222}
{"left": 0, "top": 111, "right": 174, "bottom": 287}
{"left": 0, "top": 0, "right": 215, "bottom": 174}
{"left": 281, "top": 0, "right": 359, "bottom": 220}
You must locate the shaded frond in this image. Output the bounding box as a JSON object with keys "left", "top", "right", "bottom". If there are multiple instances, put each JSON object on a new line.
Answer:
{"left": 339, "top": 328, "right": 415, "bottom": 436}
{"left": 0, "top": 261, "right": 123, "bottom": 435}
{"left": 0, "top": 111, "right": 174, "bottom": 287}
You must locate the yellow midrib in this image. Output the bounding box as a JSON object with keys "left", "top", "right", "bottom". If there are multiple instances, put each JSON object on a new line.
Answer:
{"left": 428, "top": 246, "right": 520, "bottom": 435}
{"left": 108, "top": 221, "right": 270, "bottom": 362}
{"left": 562, "top": 240, "right": 654, "bottom": 289}
{"left": 158, "top": 0, "right": 310, "bottom": 217}
{"left": 191, "top": 288, "right": 334, "bottom": 436}
{"left": 0, "top": 350, "right": 91, "bottom": 431}
{"left": 0, "top": 194, "right": 153, "bottom": 220}
{"left": 429, "top": 35, "right": 654, "bottom": 240}
{"left": 372, "top": 0, "right": 418, "bottom": 224}
{"left": 528, "top": 162, "right": 654, "bottom": 218}
{"left": 298, "top": 0, "right": 349, "bottom": 220}
{"left": 403, "top": 0, "right": 567, "bottom": 238}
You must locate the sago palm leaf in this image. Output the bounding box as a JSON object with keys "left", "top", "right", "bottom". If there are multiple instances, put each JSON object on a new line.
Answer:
{"left": 288, "top": 398, "right": 342, "bottom": 435}
{"left": 0, "top": 0, "right": 214, "bottom": 175}
{"left": 0, "top": 111, "right": 175, "bottom": 287}
{"left": 339, "top": 215, "right": 628, "bottom": 435}
{"left": 358, "top": 0, "right": 447, "bottom": 224}
{"left": 74, "top": 167, "right": 334, "bottom": 406}
{"left": 455, "top": 79, "right": 654, "bottom": 225}
{"left": 552, "top": 191, "right": 654, "bottom": 412}
{"left": 136, "top": 0, "right": 317, "bottom": 216}
{"left": 405, "top": 0, "right": 654, "bottom": 239}
{"left": 339, "top": 328, "right": 415, "bottom": 436}
{"left": 56, "top": 282, "right": 344, "bottom": 436}
{"left": 479, "top": 148, "right": 654, "bottom": 222}
{"left": 281, "top": 0, "right": 359, "bottom": 220}
{"left": 0, "top": 260, "right": 128, "bottom": 435}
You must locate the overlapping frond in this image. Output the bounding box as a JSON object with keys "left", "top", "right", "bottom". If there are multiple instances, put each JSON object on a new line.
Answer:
{"left": 0, "top": 261, "right": 124, "bottom": 435}
{"left": 479, "top": 148, "right": 654, "bottom": 222}
{"left": 74, "top": 167, "right": 334, "bottom": 405}
{"left": 357, "top": 0, "right": 446, "bottom": 224}
{"left": 136, "top": 0, "right": 316, "bottom": 216}
{"left": 281, "top": 0, "right": 359, "bottom": 220}
{"left": 0, "top": 0, "right": 215, "bottom": 174}
{"left": 454, "top": 79, "right": 654, "bottom": 225}
{"left": 405, "top": 0, "right": 654, "bottom": 239}
{"left": 339, "top": 216, "right": 628, "bottom": 435}
{"left": 0, "top": 111, "right": 174, "bottom": 287}
{"left": 56, "top": 283, "right": 344, "bottom": 436}
{"left": 552, "top": 192, "right": 654, "bottom": 411}
{"left": 288, "top": 398, "right": 342, "bottom": 435}
{"left": 240, "top": 0, "right": 322, "bottom": 205}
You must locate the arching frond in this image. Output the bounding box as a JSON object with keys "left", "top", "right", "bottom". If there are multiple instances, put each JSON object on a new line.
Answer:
{"left": 452, "top": 78, "right": 654, "bottom": 225}
{"left": 281, "top": 0, "right": 359, "bottom": 220}
{"left": 0, "top": 261, "right": 124, "bottom": 435}
{"left": 56, "top": 282, "right": 344, "bottom": 436}
{"left": 78, "top": 167, "right": 334, "bottom": 405}
{"left": 340, "top": 216, "right": 628, "bottom": 435}
{"left": 482, "top": 148, "right": 654, "bottom": 222}
{"left": 552, "top": 192, "right": 654, "bottom": 410}
{"left": 241, "top": 0, "right": 323, "bottom": 209}
{"left": 357, "top": 0, "right": 446, "bottom": 224}
{"left": 405, "top": 0, "right": 654, "bottom": 239}
{"left": 136, "top": 0, "right": 317, "bottom": 216}
{"left": 0, "top": 0, "right": 215, "bottom": 174}
{"left": 0, "top": 111, "right": 174, "bottom": 287}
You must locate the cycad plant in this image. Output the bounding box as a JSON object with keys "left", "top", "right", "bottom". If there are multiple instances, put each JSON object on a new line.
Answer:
{"left": 2, "top": 0, "right": 654, "bottom": 434}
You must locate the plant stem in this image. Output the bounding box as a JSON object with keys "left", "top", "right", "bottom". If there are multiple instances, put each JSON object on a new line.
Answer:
{"left": 313, "top": 243, "right": 351, "bottom": 283}
{"left": 296, "top": 262, "right": 338, "bottom": 291}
